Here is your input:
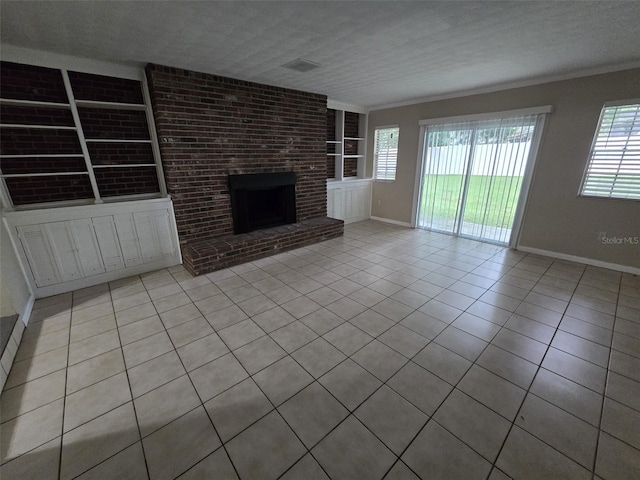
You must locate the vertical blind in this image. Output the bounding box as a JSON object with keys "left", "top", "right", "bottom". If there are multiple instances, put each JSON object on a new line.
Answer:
{"left": 581, "top": 102, "right": 640, "bottom": 200}
{"left": 417, "top": 113, "right": 543, "bottom": 245}
{"left": 373, "top": 127, "right": 399, "bottom": 181}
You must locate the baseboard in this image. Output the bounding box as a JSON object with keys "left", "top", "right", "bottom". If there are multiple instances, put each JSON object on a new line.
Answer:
{"left": 369, "top": 216, "right": 413, "bottom": 228}
{"left": 22, "top": 293, "right": 35, "bottom": 327}
{"left": 517, "top": 246, "right": 640, "bottom": 275}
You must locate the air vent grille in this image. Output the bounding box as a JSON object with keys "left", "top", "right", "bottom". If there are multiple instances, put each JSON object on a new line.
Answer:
{"left": 282, "top": 58, "right": 321, "bottom": 73}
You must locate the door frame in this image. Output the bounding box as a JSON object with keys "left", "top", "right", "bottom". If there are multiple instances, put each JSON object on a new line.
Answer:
{"left": 410, "top": 106, "right": 552, "bottom": 248}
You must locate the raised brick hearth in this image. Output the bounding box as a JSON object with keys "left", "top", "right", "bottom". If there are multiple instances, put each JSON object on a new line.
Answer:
{"left": 182, "top": 217, "right": 343, "bottom": 276}
{"left": 146, "top": 64, "right": 343, "bottom": 275}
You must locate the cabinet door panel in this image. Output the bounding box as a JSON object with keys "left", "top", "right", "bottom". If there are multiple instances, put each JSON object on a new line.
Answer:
{"left": 154, "top": 210, "right": 176, "bottom": 256}
{"left": 69, "top": 219, "right": 106, "bottom": 277}
{"left": 344, "top": 189, "right": 355, "bottom": 219}
{"left": 132, "top": 211, "right": 162, "bottom": 263}
{"left": 92, "top": 216, "right": 125, "bottom": 271}
{"left": 114, "top": 213, "right": 143, "bottom": 267}
{"left": 352, "top": 187, "right": 366, "bottom": 219}
{"left": 17, "top": 225, "right": 61, "bottom": 287}
{"left": 327, "top": 189, "right": 335, "bottom": 218}
{"left": 328, "top": 188, "right": 345, "bottom": 220}
{"left": 45, "top": 222, "right": 83, "bottom": 282}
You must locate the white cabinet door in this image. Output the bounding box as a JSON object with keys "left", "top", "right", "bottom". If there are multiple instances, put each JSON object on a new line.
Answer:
{"left": 69, "top": 219, "right": 106, "bottom": 277}
{"left": 44, "top": 222, "right": 83, "bottom": 282}
{"left": 133, "top": 211, "right": 162, "bottom": 263}
{"left": 328, "top": 188, "right": 345, "bottom": 220}
{"left": 153, "top": 210, "right": 176, "bottom": 256}
{"left": 92, "top": 216, "right": 125, "bottom": 271}
{"left": 17, "top": 225, "right": 61, "bottom": 287}
{"left": 114, "top": 213, "right": 143, "bottom": 268}
{"left": 351, "top": 186, "right": 369, "bottom": 220}
{"left": 327, "top": 188, "right": 336, "bottom": 218}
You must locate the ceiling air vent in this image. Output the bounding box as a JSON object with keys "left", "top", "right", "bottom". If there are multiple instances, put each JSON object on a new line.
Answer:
{"left": 282, "top": 58, "right": 321, "bottom": 73}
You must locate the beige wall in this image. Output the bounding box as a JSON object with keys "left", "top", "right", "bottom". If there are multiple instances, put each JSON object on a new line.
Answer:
{"left": 367, "top": 68, "right": 640, "bottom": 269}
{"left": 0, "top": 280, "right": 16, "bottom": 317}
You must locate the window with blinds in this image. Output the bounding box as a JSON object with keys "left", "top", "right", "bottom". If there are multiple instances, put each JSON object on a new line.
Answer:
{"left": 373, "top": 126, "right": 399, "bottom": 181}
{"left": 580, "top": 102, "right": 640, "bottom": 200}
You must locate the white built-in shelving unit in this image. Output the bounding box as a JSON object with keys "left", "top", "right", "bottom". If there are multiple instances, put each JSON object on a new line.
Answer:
{"left": 326, "top": 102, "right": 372, "bottom": 223}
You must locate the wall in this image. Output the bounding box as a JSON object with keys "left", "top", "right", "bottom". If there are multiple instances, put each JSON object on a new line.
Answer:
{"left": 0, "top": 280, "right": 16, "bottom": 317}
{"left": 367, "top": 68, "right": 640, "bottom": 269}
{"left": 146, "top": 65, "right": 328, "bottom": 244}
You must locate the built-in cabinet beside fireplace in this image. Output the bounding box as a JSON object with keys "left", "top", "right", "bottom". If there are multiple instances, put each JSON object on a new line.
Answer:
{"left": 327, "top": 178, "right": 371, "bottom": 224}
{"left": 325, "top": 102, "right": 372, "bottom": 224}
{"left": 4, "top": 198, "right": 181, "bottom": 297}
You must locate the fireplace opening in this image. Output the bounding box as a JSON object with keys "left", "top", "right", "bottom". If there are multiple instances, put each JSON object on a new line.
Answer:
{"left": 229, "top": 172, "right": 297, "bottom": 234}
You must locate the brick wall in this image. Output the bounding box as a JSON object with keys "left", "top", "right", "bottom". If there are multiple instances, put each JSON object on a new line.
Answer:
{"left": 0, "top": 105, "right": 74, "bottom": 126}
{"left": 88, "top": 142, "right": 154, "bottom": 166}
{"left": 146, "top": 64, "right": 329, "bottom": 244}
{"left": 68, "top": 72, "right": 144, "bottom": 104}
{"left": 5, "top": 176, "right": 94, "bottom": 205}
{"left": 0, "top": 62, "right": 67, "bottom": 103}
{"left": 78, "top": 108, "right": 150, "bottom": 140}
{"left": 94, "top": 166, "right": 159, "bottom": 197}
{"left": 0, "top": 128, "right": 82, "bottom": 156}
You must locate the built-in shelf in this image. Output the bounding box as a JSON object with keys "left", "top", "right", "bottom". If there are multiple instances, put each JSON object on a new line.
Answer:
{"left": 85, "top": 139, "right": 152, "bottom": 143}
{"left": 0, "top": 124, "right": 76, "bottom": 130}
{"left": 75, "top": 100, "right": 147, "bottom": 111}
{"left": 326, "top": 108, "right": 368, "bottom": 181}
{"left": 0, "top": 154, "right": 85, "bottom": 159}
{"left": 0, "top": 98, "right": 71, "bottom": 109}
{"left": 2, "top": 171, "right": 88, "bottom": 178}
{"left": 92, "top": 164, "right": 156, "bottom": 168}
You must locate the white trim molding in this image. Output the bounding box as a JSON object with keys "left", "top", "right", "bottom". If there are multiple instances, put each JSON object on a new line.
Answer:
{"left": 1, "top": 44, "right": 144, "bottom": 81}
{"left": 517, "top": 245, "right": 640, "bottom": 275}
{"left": 327, "top": 99, "right": 368, "bottom": 115}
{"left": 369, "top": 216, "right": 412, "bottom": 228}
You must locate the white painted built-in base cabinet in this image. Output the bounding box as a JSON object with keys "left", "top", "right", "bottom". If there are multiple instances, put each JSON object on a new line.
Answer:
{"left": 327, "top": 179, "right": 372, "bottom": 224}
{"left": 3, "top": 198, "right": 182, "bottom": 298}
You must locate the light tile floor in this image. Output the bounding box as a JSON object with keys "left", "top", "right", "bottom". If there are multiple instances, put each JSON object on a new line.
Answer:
{"left": 1, "top": 220, "right": 639, "bottom": 480}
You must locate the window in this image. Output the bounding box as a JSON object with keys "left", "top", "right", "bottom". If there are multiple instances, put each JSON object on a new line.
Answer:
{"left": 580, "top": 102, "right": 640, "bottom": 200}
{"left": 0, "top": 61, "right": 164, "bottom": 209}
{"left": 373, "top": 126, "right": 399, "bottom": 181}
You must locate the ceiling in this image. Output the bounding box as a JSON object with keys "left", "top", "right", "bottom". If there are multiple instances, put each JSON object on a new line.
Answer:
{"left": 2, "top": 1, "right": 640, "bottom": 109}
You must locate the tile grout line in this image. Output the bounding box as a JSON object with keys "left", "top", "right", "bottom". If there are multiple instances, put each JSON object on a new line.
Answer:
{"left": 57, "top": 297, "right": 73, "bottom": 480}
{"left": 108, "top": 278, "right": 153, "bottom": 480}
{"left": 486, "top": 260, "right": 598, "bottom": 478}
{"left": 589, "top": 272, "right": 623, "bottom": 480}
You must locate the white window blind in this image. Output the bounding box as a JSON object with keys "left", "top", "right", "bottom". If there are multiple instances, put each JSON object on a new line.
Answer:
{"left": 580, "top": 102, "right": 640, "bottom": 200}
{"left": 374, "top": 127, "right": 399, "bottom": 181}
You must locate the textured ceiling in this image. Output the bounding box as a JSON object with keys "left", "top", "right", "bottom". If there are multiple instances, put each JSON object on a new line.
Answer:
{"left": 2, "top": 1, "right": 640, "bottom": 108}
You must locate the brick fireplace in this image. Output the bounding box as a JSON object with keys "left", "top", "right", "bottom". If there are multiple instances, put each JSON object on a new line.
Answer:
{"left": 145, "top": 65, "right": 343, "bottom": 275}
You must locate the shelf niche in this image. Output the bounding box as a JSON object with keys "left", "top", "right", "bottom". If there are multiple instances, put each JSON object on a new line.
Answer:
{"left": 326, "top": 107, "right": 367, "bottom": 181}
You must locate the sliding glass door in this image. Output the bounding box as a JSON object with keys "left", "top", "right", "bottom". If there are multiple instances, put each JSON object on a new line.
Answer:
{"left": 416, "top": 111, "right": 547, "bottom": 246}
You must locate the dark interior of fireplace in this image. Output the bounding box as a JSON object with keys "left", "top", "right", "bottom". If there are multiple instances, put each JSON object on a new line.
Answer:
{"left": 228, "top": 172, "right": 297, "bottom": 234}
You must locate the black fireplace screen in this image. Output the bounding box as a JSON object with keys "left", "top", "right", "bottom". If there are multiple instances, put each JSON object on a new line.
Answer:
{"left": 228, "top": 172, "right": 297, "bottom": 234}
